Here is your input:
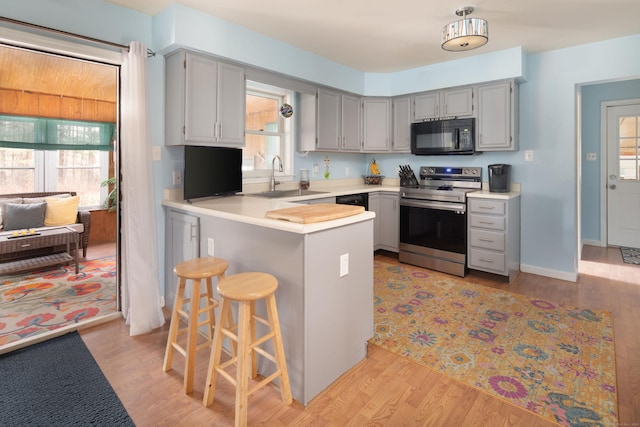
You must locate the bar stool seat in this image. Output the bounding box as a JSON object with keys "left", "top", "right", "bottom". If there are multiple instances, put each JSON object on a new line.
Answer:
{"left": 203, "top": 272, "right": 292, "bottom": 426}
{"left": 163, "top": 257, "right": 229, "bottom": 394}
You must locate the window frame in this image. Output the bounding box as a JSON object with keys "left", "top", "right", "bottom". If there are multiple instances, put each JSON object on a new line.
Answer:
{"left": 0, "top": 147, "right": 109, "bottom": 209}
{"left": 243, "top": 80, "right": 294, "bottom": 183}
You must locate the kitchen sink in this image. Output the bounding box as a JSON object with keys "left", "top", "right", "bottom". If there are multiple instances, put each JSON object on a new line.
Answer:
{"left": 250, "top": 189, "right": 329, "bottom": 198}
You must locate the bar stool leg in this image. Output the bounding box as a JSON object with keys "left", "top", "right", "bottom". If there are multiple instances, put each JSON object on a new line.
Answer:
{"left": 184, "top": 278, "right": 202, "bottom": 393}
{"left": 203, "top": 297, "right": 230, "bottom": 407}
{"left": 266, "top": 293, "right": 293, "bottom": 404}
{"left": 249, "top": 301, "right": 258, "bottom": 378}
{"left": 236, "top": 300, "right": 252, "bottom": 427}
{"left": 163, "top": 276, "right": 186, "bottom": 372}
{"left": 204, "top": 276, "right": 216, "bottom": 342}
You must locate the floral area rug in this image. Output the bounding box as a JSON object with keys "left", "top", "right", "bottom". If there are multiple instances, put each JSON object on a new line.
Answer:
{"left": 0, "top": 256, "right": 116, "bottom": 346}
{"left": 370, "top": 260, "right": 617, "bottom": 427}
{"left": 620, "top": 247, "right": 640, "bottom": 265}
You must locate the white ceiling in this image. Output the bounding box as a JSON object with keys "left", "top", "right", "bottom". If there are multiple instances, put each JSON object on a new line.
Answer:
{"left": 107, "top": 0, "right": 640, "bottom": 73}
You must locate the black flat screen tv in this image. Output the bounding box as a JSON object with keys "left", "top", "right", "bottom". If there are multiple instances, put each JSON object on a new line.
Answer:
{"left": 183, "top": 145, "right": 243, "bottom": 201}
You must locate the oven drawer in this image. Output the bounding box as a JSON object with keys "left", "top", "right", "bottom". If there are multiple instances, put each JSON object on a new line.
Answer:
{"left": 469, "top": 214, "right": 505, "bottom": 231}
{"left": 469, "top": 229, "right": 505, "bottom": 251}
{"left": 468, "top": 248, "right": 506, "bottom": 273}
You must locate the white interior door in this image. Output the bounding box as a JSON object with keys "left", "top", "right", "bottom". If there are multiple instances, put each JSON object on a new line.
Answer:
{"left": 606, "top": 103, "right": 640, "bottom": 247}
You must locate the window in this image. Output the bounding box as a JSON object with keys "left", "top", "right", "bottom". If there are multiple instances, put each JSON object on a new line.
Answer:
{"left": 618, "top": 115, "right": 639, "bottom": 180}
{"left": 0, "top": 116, "right": 113, "bottom": 208}
{"left": 243, "top": 81, "right": 294, "bottom": 181}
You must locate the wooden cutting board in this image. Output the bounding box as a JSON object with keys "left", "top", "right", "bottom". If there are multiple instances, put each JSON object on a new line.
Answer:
{"left": 265, "top": 203, "right": 365, "bottom": 223}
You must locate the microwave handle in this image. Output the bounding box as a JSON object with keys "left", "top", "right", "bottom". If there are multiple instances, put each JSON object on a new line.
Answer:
{"left": 454, "top": 128, "right": 460, "bottom": 149}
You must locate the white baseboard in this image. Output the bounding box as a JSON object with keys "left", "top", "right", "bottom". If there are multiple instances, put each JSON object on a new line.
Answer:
{"left": 520, "top": 263, "right": 578, "bottom": 282}
{"left": 583, "top": 239, "right": 606, "bottom": 247}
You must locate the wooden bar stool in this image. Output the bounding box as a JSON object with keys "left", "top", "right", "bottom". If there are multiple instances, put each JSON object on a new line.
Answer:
{"left": 203, "top": 272, "right": 292, "bottom": 426}
{"left": 163, "top": 257, "right": 229, "bottom": 394}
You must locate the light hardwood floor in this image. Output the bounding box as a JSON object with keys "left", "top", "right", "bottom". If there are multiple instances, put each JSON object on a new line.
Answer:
{"left": 80, "top": 246, "right": 640, "bottom": 426}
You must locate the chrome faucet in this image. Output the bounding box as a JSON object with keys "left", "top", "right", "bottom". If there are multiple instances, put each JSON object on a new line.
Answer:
{"left": 270, "top": 155, "right": 283, "bottom": 191}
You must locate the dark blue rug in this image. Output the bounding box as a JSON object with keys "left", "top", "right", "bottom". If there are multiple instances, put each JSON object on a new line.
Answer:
{"left": 0, "top": 331, "right": 134, "bottom": 426}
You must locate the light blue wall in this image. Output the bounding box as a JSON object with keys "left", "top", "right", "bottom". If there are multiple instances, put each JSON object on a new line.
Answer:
{"left": 517, "top": 35, "right": 640, "bottom": 275}
{"left": 581, "top": 80, "right": 640, "bottom": 243}
{"left": 2, "top": 0, "right": 640, "bottom": 286}
{"left": 365, "top": 47, "right": 527, "bottom": 97}
{"left": 153, "top": 4, "right": 365, "bottom": 94}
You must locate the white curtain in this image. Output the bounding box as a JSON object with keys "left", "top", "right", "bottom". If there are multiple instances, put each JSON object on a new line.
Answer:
{"left": 120, "top": 41, "right": 165, "bottom": 335}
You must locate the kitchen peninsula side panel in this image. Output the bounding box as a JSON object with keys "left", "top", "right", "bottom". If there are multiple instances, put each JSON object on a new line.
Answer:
{"left": 170, "top": 208, "right": 374, "bottom": 406}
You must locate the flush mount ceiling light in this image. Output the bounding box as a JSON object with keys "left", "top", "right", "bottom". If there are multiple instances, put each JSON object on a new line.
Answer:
{"left": 441, "top": 6, "right": 488, "bottom": 52}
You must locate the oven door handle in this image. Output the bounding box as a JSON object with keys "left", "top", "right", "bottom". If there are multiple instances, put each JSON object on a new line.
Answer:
{"left": 400, "top": 198, "right": 466, "bottom": 213}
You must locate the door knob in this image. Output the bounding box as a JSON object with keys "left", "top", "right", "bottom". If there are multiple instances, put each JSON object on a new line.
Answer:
{"left": 609, "top": 174, "right": 617, "bottom": 180}
{"left": 609, "top": 184, "right": 616, "bottom": 190}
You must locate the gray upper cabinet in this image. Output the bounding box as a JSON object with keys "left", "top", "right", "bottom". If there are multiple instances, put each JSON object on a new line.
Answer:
{"left": 391, "top": 96, "right": 411, "bottom": 152}
{"left": 362, "top": 98, "right": 391, "bottom": 152}
{"left": 316, "top": 88, "right": 361, "bottom": 151}
{"left": 476, "top": 80, "right": 519, "bottom": 151}
{"left": 412, "top": 87, "right": 473, "bottom": 121}
{"left": 165, "top": 50, "right": 245, "bottom": 147}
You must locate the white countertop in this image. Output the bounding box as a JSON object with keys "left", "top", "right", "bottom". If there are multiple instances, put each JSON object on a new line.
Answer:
{"left": 162, "top": 188, "right": 378, "bottom": 234}
{"left": 163, "top": 180, "right": 521, "bottom": 231}
{"left": 467, "top": 189, "right": 521, "bottom": 200}
{"left": 467, "top": 182, "right": 521, "bottom": 200}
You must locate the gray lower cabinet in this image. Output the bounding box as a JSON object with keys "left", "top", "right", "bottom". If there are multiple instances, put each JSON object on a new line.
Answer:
{"left": 164, "top": 209, "right": 200, "bottom": 308}
{"left": 370, "top": 192, "right": 399, "bottom": 252}
{"left": 368, "top": 193, "right": 380, "bottom": 247}
{"left": 293, "top": 196, "right": 336, "bottom": 205}
{"left": 467, "top": 197, "right": 520, "bottom": 281}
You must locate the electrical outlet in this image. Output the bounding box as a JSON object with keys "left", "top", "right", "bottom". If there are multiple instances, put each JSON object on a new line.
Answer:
{"left": 208, "top": 238, "right": 215, "bottom": 257}
{"left": 586, "top": 152, "right": 597, "bottom": 161}
{"left": 340, "top": 253, "right": 349, "bottom": 277}
{"left": 172, "top": 170, "right": 182, "bottom": 185}
{"left": 524, "top": 150, "right": 534, "bottom": 162}
{"left": 152, "top": 146, "right": 161, "bottom": 161}
{"left": 345, "top": 167, "right": 350, "bottom": 177}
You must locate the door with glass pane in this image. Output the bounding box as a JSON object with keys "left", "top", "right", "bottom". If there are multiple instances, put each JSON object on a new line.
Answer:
{"left": 607, "top": 103, "right": 640, "bottom": 247}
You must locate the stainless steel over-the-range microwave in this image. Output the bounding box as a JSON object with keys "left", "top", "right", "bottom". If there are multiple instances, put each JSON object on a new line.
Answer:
{"left": 410, "top": 118, "right": 475, "bottom": 155}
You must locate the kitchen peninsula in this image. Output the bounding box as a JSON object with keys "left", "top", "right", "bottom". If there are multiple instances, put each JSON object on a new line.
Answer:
{"left": 162, "top": 193, "right": 375, "bottom": 406}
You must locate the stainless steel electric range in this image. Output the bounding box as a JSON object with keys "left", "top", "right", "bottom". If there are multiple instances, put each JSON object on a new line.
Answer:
{"left": 399, "top": 166, "right": 482, "bottom": 277}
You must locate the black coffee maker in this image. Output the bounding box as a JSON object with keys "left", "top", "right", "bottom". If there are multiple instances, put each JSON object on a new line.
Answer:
{"left": 488, "top": 164, "right": 511, "bottom": 193}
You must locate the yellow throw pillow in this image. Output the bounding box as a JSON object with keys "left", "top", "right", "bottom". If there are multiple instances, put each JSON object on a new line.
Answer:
{"left": 44, "top": 195, "right": 80, "bottom": 226}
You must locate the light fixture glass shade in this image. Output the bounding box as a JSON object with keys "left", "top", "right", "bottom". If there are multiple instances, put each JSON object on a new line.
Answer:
{"left": 441, "top": 17, "right": 488, "bottom": 51}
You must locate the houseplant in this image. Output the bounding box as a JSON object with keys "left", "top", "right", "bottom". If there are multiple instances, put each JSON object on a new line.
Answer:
{"left": 101, "top": 177, "right": 116, "bottom": 212}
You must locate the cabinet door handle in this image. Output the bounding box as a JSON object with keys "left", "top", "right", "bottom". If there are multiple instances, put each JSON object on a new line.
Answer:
{"left": 479, "top": 258, "right": 494, "bottom": 263}
{"left": 479, "top": 205, "right": 495, "bottom": 210}
{"left": 478, "top": 238, "right": 494, "bottom": 242}
{"left": 479, "top": 221, "right": 494, "bottom": 225}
